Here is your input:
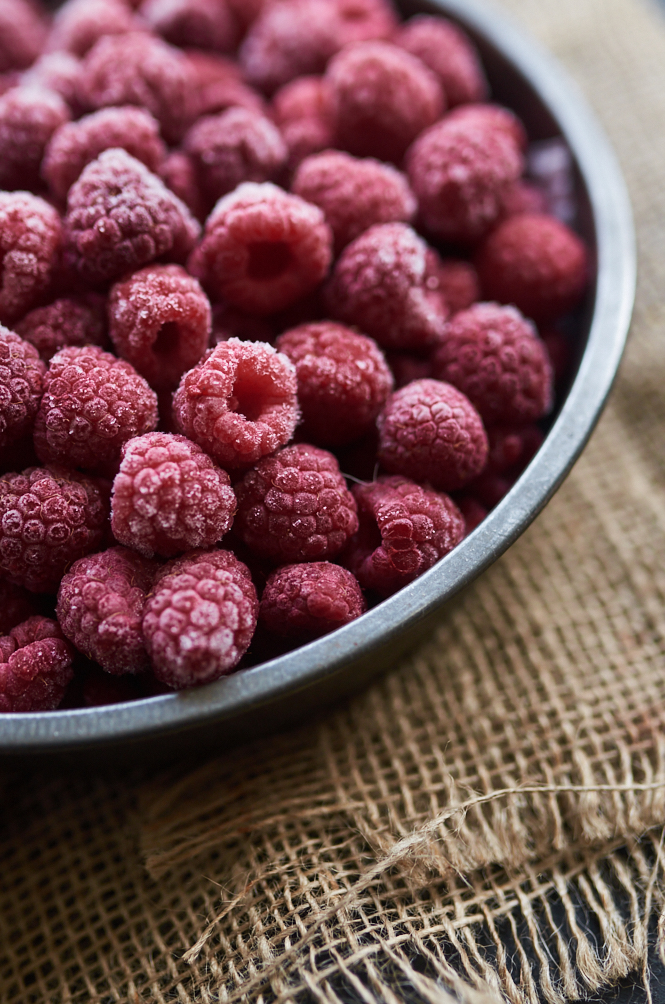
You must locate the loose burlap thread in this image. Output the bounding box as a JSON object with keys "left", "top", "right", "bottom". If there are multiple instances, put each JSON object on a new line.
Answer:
{"left": 3, "top": 0, "right": 665, "bottom": 1001}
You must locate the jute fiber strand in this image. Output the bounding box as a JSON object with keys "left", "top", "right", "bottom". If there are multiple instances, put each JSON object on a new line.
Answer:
{"left": 2, "top": 0, "right": 665, "bottom": 1001}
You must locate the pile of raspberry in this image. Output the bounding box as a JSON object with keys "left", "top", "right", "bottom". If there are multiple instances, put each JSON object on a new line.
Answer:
{"left": 0, "top": 0, "right": 589, "bottom": 711}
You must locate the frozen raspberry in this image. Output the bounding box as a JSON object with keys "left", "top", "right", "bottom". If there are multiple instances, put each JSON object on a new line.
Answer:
{"left": 377, "top": 379, "right": 488, "bottom": 491}
{"left": 185, "top": 50, "right": 265, "bottom": 120}
{"left": 172, "top": 338, "right": 298, "bottom": 469}
{"left": 325, "top": 223, "right": 447, "bottom": 352}
{"left": 0, "top": 193, "right": 61, "bottom": 327}
{"left": 342, "top": 475, "right": 465, "bottom": 596}
{"left": 108, "top": 265, "right": 210, "bottom": 392}
{"left": 500, "top": 180, "right": 547, "bottom": 219}
{"left": 158, "top": 151, "right": 207, "bottom": 223}
{"left": 394, "top": 15, "right": 487, "bottom": 108}
{"left": 475, "top": 213, "right": 589, "bottom": 324}
{"left": 188, "top": 182, "right": 332, "bottom": 315}
{"left": 292, "top": 151, "right": 416, "bottom": 253}
{"left": 142, "top": 548, "right": 258, "bottom": 688}
{"left": 332, "top": 0, "right": 397, "bottom": 45}
{"left": 0, "top": 615, "right": 73, "bottom": 712}
{"left": 43, "top": 107, "right": 167, "bottom": 203}
{"left": 16, "top": 295, "right": 108, "bottom": 362}
{"left": 234, "top": 443, "right": 358, "bottom": 563}
{"left": 47, "top": 0, "right": 139, "bottom": 58}
{"left": 436, "top": 258, "right": 480, "bottom": 315}
{"left": 260, "top": 561, "right": 365, "bottom": 639}
{"left": 140, "top": 0, "right": 239, "bottom": 53}
{"left": 455, "top": 494, "right": 487, "bottom": 534}
{"left": 483, "top": 422, "right": 545, "bottom": 476}
{"left": 0, "top": 327, "right": 46, "bottom": 451}
{"left": 63, "top": 149, "right": 200, "bottom": 287}
{"left": 0, "top": 0, "right": 47, "bottom": 74}
{"left": 111, "top": 432, "right": 237, "bottom": 558}
{"left": 385, "top": 351, "right": 432, "bottom": 389}
{"left": 446, "top": 103, "right": 528, "bottom": 152}
{"left": 33, "top": 346, "right": 158, "bottom": 475}
{"left": 0, "top": 466, "right": 109, "bottom": 593}
{"left": 21, "top": 53, "right": 83, "bottom": 113}
{"left": 276, "top": 322, "right": 393, "bottom": 447}
{"left": 0, "top": 579, "right": 39, "bottom": 633}
{"left": 271, "top": 76, "right": 334, "bottom": 170}
{"left": 0, "top": 86, "right": 70, "bottom": 192}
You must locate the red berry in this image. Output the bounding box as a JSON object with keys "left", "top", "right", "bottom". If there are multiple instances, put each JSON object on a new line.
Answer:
{"left": 332, "top": 0, "right": 397, "bottom": 46}
{"left": 260, "top": 561, "right": 365, "bottom": 639}
{"left": 500, "top": 179, "right": 547, "bottom": 219}
{"left": 0, "top": 579, "right": 39, "bottom": 634}
{"left": 394, "top": 15, "right": 487, "bottom": 108}
{"left": 455, "top": 494, "right": 487, "bottom": 533}
{"left": 0, "top": 0, "right": 47, "bottom": 74}
{"left": 445, "top": 103, "right": 528, "bottom": 152}
{"left": 22, "top": 52, "right": 83, "bottom": 113}
{"left": 271, "top": 75, "right": 334, "bottom": 170}
{"left": 185, "top": 49, "right": 265, "bottom": 121}
{"left": 16, "top": 295, "right": 108, "bottom": 362}
{"left": 0, "top": 615, "right": 73, "bottom": 712}
{"left": 47, "top": 0, "right": 139, "bottom": 58}
{"left": 0, "top": 193, "right": 61, "bottom": 327}
{"left": 0, "top": 327, "right": 46, "bottom": 451}
{"left": 0, "top": 86, "right": 70, "bottom": 192}
{"left": 140, "top": 0, "right": 239, "bottom": 54}
{"left": 158, "top": 151, "right": 207, "bottom": 223}
{"left": 436, "top": 258, "right": 480, "bottom": 314}
{"left": 483, "top": 422, "right": 545, "bottom": 475}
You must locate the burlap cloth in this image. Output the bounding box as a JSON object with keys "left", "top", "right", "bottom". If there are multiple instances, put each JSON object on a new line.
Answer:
{"left": 4, "top": 0, "right": 665, "bottom": 1000}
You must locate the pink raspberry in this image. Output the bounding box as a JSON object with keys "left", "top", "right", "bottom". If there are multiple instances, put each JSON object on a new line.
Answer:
{"left": 276, "top": 321, "right": 393, "bottom": 447}
{"left": 271, "top": 76, "right": 334, "bottom": 171}
{"left": 186, "top": 50, "right": 265, "bottom": 121}
{"left": 142, "top": 548, "right": 258, "bottom": 688}
{"left": 46, "top": 0, "right": 139, "bottom": 58}
{"left": 172, "top": 338, "right": 299, "bottom": 469}
{"left": 234, "top": 443, "right": 358, "bottom": 563}
{"left": 260, "top": 561, "right": 365, "bottom": 639}
{"left": 0, "top": 0, "right": 47, "bottom": 74}
{"left": 16, "top": 295, "right": 108, "bottom": 362}
{"left": 0, "top": 615, "right": 74, "bottom": 712}
{"left": 394, "top": 15, "right": 487, "bottom": 108}
{"left": 0, "top": 466, "right": 109, "bottom": 593}
{"left": 436, "top": 258, "right": 480, "bottom": 314}
{"left": 57, "top": 545, "right": 157, "bottom": 675}
{"left": 0, "top": 579, "right": 39, "bottom": 634}
{"left": 342, "top": 475, "right": 465, "bottom": 596}
{"left": 21, "top": 53, "right": 83, "bottom": 113}
{"left": 0, "top": 86, "right": 70, "bottom": 192}
{"left": 446, "top": 103, "right": 528, "bottom": 152}
{"left": 0, "top": 192, "right": 61, "bottom": 327}
{"left": 500, "top": 179, "right": 547, "bottom": 219}
{"left": 108, "top": 265, "right": 210, "bottom": 393}
{"left": 158, "top": 151, "right": 207, "bottom": 223}
{"left": 63, "top": 149, "right": 200, "bottom": 287}
{"left": 292, "top": 150, "right": 416, "bottom": 253}
{"left": 325, "top": 222, "right": 448, "bottom": 352}
{"left": 111, "top": 432, "right": 237, "bottom": 558}
{"left": 432, "top": 303, "right": 553, "bottom": 425}
{"left": 377, "top": 378, "right": 488, "bottom": 491}
{"left": 332, "top": 0, "right": 397, "bottom": 45}
{"left": 0, "top": 327, "right": 46, "bottom": 451}
{"left": 33, "top": 346, "right": 158, "bottom": 475}
{"left": 188, "top": 182, "right": 332, "bottom": 315}
{"left": 140, "top": 0, "right": 239, "bottom": 53}
{"left": 326, "top": 41, "right": 444, "bottom": 163}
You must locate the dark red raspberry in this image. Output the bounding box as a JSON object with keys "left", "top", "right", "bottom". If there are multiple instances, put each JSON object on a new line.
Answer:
{"left": 455, "top": 494, "right": 487, "bottom": 534}
{"left": 172, "top": 338, "right": 299, "bottom": 468}
{"left": 0, "top": 0, "right": 47, "bottom": 74}
{"left": 385, "top": 351, "right": 432, "bottom": 390}
{"left": 111, "top": 432, "right": 237, "bottom": 558}
{"left": 21, "top": 53, "right": 83, "bottom": 113}
{"left": 0, "top": 579, "right": 39, "bottom": 633}
{"left": 326, "top": 41, "right": 444, "bottom": 163}
{"left": 0, "top": 466, "right": 109, "bottom": 593}
{"left": 0, "top": 615, "right": 74, "bottom": 712}
{"left": 0, "top": 327, "right": 45, "bottom": 452}
{"left": 16, "top": 295, "right": 108, "bottom": 362}
{"left": 394, "top": 15, "right": 487, "bottom": 108}
{"left": 185, "top": 50, "right": 266, "bottom": 120}
{"left": 108, "top": 265, "right": 210, "bottom": 392}
{"left": 325, "top": 223, "right": 447, "bottom": 352}
{"left": 0, "top": 192, "right": 61, "bottom": 327}
{"left": 436, "top": 258, "right": 480, "bottom": 315}
{"left": 445, "top": 103, "right": 528, "bottom": 152}
{"left": 377, "top": 378, "right": 488, "bottom": 491}
{"left": 188, "top": 182, "right": 332, "bottom": 315}
{"left": 342, "top": 475, "right": 465, "bottom": 596}
{"left": 46, "top": 0, "right": 139, "bottom": 58}
{"left": 63, "top": 149, "right": 200, "bottom": 287}
{"left": 158, "top": 151, "right": 207, "bottom": 223}
{"left": 234, "top": 443, "right": 358, "bottom": 563}
{"left": 483, "top": 422, "right": 545, "bottom": 476}
{"left": 292, "top": 151, "right": 416, "bottom": 253}
{"left": 500, "top": 179, "right": 547, "bottom": 219}
{"left": 475, "top": 213, "right": 589, "bottom": 323}
{"left": 332, "top": 0, "right": 397, "bottom": 45}
{"left": 33, "top": 346, "right": 158, "bottom": 475}
{"left": 260, "top": 561, "right": 365, "bottom": 639}
{"left": 140, "top": 0, "right": 239, "bottom": 53}
{"left": 276, "top": 321, "right": 393, "bottom": 447}
{"left": 0, "top": 86, "right": 70, "bottom": 192}
{"left": 271, "top": 76, "right": 334, "bottom": 171}
{"left": 142, "top": 548, "right": 258, "bottom": 688}
{"left": 225, "top": 0, "right": 266, "bottom": 29}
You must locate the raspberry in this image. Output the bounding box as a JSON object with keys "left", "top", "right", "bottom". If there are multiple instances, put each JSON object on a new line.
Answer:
{"left": 0, "top": 86, "right": 70, "bottom": 193}
{"left": 158, "top": 151, "right": 206, "bottom": 223}
{"left": 271, "top": 76, "right": 334, "bottom": 170}
{"left": 43, "top": 106, "right": 167, "bottom": 203}
{"left": 141, "top": 0, "right": 239, "bottom": 53}
{"left": 276, "top": 322, "right": 393, "bottom": 447}
{"left": 445, "top": 103, "right": 528, "bottom": 152}
{"left": 455, "top": 494, "right": 487, "bottom": 534}
{"left": 342, "top": 475, "right": 465, "bottom": 596}
{"left": 0, "top": 0, "right": 47, "bottom": 74}
{"left": 377, "top": 379, "right": 488, "bottom": 491}
{"left": 186, "top": 50, "right": 265, "bottom": 121}
{"left": 188, "top": 182, "right": 332, "bottom": 315}
{"left": 0, "top": 615, "right": 74, "bottom": 712}
{"left": 108, "top": 265, "right": 211, "bottom": 392}
{"left": 260, "top": 561, "right": 365, "bottom": 639}
{"left": 0, "top": 326, "right": 46, "bottom": 450}
{"left": 0, "top": 466, "right": 109, "bottom": 593}
{"left": 475, "top": 213, "right": 589, "bottom": 324}
{"left": 234, "top": 443, "right": 358, "bottom": 563}
{"left": 500, "top": 179, "right": 547, "bottom": 219}
{"left": 325, "top": 223, "right": 447, "bottom": 352}
{"left": 63, "top": 149, "right": 200, "bottom": 287}
{"left": 0, "top": 193, "right": 61, "bottom": 327}
{"left": 0, "top": 579, "right": 39, "bottom": 634}
{"left": 142, "top": 548, "right": 258, "bottom": 688}
{"left": 16, "top": 295, "right": 108, "bottom": 362}
{"left": 326, "top": 41, "right": 444, "bottom": 163}
{"left": 33, "top": 346, "right": 158, "bottom": 475}
{"left": 172, "top": 338, "right": 299, "bottom": 469}
{"left": 292, "top": 151, "right": 416, "bottom": 253}
{"left": 21, "top": 53, "right": 83, "bottom": 113}
{"left": 332, "top": 0, "right": 397, "bottom": 46}
{"left": 436, "top": 258, "right": 480, "bottom": 314}
{"left": 483, "top": 422, "right": 545, "bottom": 475}
{"left": 394, "top": 15, "right": 487, "bottom": 108}
{"left": 46, "top": 0, "right": 139, "bottom": 58}
{"left": 111, "top": 432, "right": 237, "bottom": 558}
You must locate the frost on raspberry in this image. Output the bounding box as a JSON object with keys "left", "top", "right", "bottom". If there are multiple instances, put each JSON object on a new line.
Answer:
{"left": 0, "top": 326, "right": 46, "bottom": 452}
{"left": 0, "top": 615, "right": 74, "bottom": 712}
{"left": 0, "top": 0, "right": 47, "bottom": 74}
{"left": 46, "top": 0, "right": 139, "bottom": 58}
{"left": 394, "top": 15, "right": 488, "bottom": 108}
{"left": 260, "top": 561, "right": 365, "bottom": 639}
{"left": 0, "top": 192, "right": 62, "bottom": 327}
{"left": 16, "top": 295, "right": 108, "bottom": 362}
{"left": 140, "top": 0, "right": 239, "bottom": 55}
{"left": 0, "top": 86, "right": 70, "bottom": 192}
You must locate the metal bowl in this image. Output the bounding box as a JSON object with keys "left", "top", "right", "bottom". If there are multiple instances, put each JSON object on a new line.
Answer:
{"left": 0, "top": 0, "right": 635, "bottom": 764}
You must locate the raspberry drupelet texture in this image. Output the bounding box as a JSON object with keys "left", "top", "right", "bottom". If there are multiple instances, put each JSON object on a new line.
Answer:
{"left": 475, "top": 213, "right": 589, "bottom": 324}
{"left": 271, "top": 76, "right": 334, "bottom": 171}
{"left": 291, "top": 151, "right": 416, "bottom": 253}
{"left": 0, "top": 466, "right": 109, "bottom": 593}
{"left": 33, "top": 346, "right": 158, "bottom": 475}
{"left": 394, "top": 15, "right": 488, "bottom": 108}
{"left": 111, "top": 432, "right": 237, "bottom": 558}
{"left": 0, "top": 327, "right": 46, "bottom": 454}
{"left": 0, "top": 615, "right": 74, "bottom": 712}
{"left": 0, "top": 193, "right": 61, "bottom": 327}
{"left": 46, "top": 0, "right": 138, "bottom": 58}
{"left": 0, "top": 0, "right": 47, "bottom": 74}
{"left": 260, "top": 561, "right": 365, "bottom": 639}
{"left": 140, "top": 0, "right": 239, "bottom": 54}
{"left": 63, "top": 149, "right": 200, "bottom": 287}
{"left": 234, "top": 443, "right": 358, "bottom": 563}
{"left": 436, "top": 258, "right": 480, "bottom": 315}
{"left": 276, "top": 322, "right": 393, "bottom": 447}
{"left": 108, "top": 265, "right": 211, "bottom": 392}
{"left": 377, "top": 379, "right": 488, "bottom": 492}
{"left": 0, "top": 86, "right": 70, "bottom": 192}
{"left": 188, "top": 182, "right": 332, "bottom": 316}
{"left": 342, "top": 475, "right": 465, "bottom": 596}
{"left": 142, "top": 549, "right": 258, "bottom": 689}
{"left": 16, "top": 295, "right": 108, "bottom": 362}
{"left": 173, "top": 338, "right": 299, "bottom": 469}
{"left": 432, "top": 303, "right": 553, "bottom": 425}
{"left": 0, "top": 579, "right": 39, "bottom": 634}
{"left": 325, "top": 223, "right": 448, "bottom": 352}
